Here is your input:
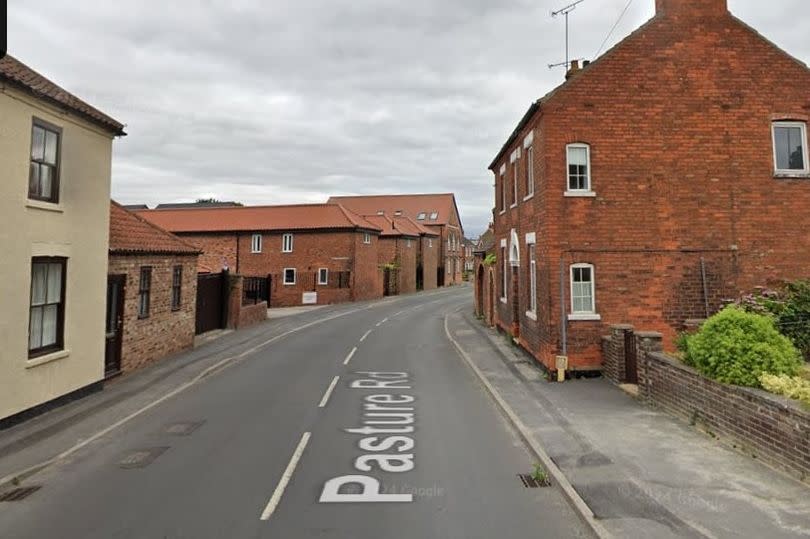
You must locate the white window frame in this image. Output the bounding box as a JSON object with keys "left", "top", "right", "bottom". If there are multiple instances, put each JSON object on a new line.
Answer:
{"left": 428, "top": 238, "right": 433, "bottom": 248}
{"left": 416, "top": 212, "right": 427, "bottom": 220}
{"left": 525, "top": 233, "right": 537, "bottom": 320}
{"left": 525, "top": 145, "right": 535, "bottom": 200}
{"left": 500, "top": 240, "right": 508, "bottom": 303}
{"left": 499, "top": 165, "right": 507, "bottom": 214}
{"left": 772, "top": 121, "right": 809, "bottom": 176}
{"left": 363, "top": 232, "right": 371, "bottom": 244}
{"left": 430, "top": 211, "right": 439, "bottom": 220}
{"left": 282, "top": 233, "right": 294, "bottom": 253}
{"left": 283, "top": 268, "right": 296, "bottom": 285}
{"left": 318, "top": 268, "right": 329, "bottom": 285}
{"left": 251, "top": 234, "right": 262, "bottom": 253}
{"left": 565, "top": 143, "right": 595, "bottom": 197}
{"left": 568, "top": 263, "right": 600, "bottom": 321}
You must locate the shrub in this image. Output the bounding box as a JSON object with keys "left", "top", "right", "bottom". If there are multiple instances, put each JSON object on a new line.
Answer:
{"left": 683, "top": 306, "right": 802, "bottom": 387}
{"left": 759, "top": 373, "right": 810, "bottom": 407}
{"left": 483, "top": 253, "right": 497, "bottom": 266}
{"left": 735, "top": 281, "right": 810, "bottom": 361}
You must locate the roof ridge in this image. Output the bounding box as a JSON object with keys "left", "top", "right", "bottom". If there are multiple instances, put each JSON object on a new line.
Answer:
{"left": 141, "top": 202, "right": 339, "bottom": 212}
{"left": 110, "top": 201, "right": 201, "bottom": 254}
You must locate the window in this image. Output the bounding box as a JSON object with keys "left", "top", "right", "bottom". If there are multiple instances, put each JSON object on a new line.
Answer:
{"left": 318, "top": 268, "right": 329, "bottom": 285}
{"left": 406, "top": 239, "right": 412, "bottom": 248}
{"left": 499, "top": 168, "right": 506, "bottom": 213}
{"left": 282, "top": 233, "right": 294, "bottom": 253}
{"left": 525, "top": 145, "right": 535, "bottom": 198}
{"left": 566, "top": 143, "right": 591, "bottom": 192}
{"left": 138, "top": 267, "right": 152, "bottom": 319}
{"left": 28, "top": 257, "right": 66, "bottom": 357}
{"left": 251, "top": 234, "right": 262, "bottom": 253}
{"left": 283, "top": 268, "right": 296, "bottom": 285}
{"left": 29, "top": 120, "right": 61, "bottom": 203}
{"left": 512, "top": 160, "right": 519, "bottom": 207}
{"left": 501, "top": 247, "right": 508, "bottom": 301}
{"left": 570, "top": 264, "right": 597, "bottom": 318}
{"left": 428, "top": 238, "right": 433, "bottom": 248}
{"left": 528, "top": 243, "right": 537, "bottom": 316}
{"left": 171, "top": 266, "right": 183, "bottom": 310}
{"left": 773, "top": 121, "right": 808, "bottom": 174}
{"left": 363, "top": 232, "right": 371, "bottom": 244}
{"left": 416, "top": 212, "right": 427, "bottom": 220}
{"left": 429, "top": 211, "right": 439, "bottom": 220}
{"left": 394, "top": 210, "right": 403, "bottom": 216}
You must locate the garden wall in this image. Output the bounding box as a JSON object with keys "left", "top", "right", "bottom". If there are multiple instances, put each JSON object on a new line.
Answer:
{"left": 627, "top": 331, "right": 810, "bottom": 482}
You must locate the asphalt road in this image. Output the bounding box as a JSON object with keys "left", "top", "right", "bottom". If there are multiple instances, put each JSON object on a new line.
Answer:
{"left": 0, "top": 287, "right": 590, "bottom": 538}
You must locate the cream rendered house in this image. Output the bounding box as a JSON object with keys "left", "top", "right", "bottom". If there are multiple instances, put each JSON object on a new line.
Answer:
{"left": 0, "top": 55, "right": 125, "bottom": 424}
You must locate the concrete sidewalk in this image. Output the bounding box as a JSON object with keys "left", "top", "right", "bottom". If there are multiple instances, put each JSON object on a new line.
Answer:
{"left": 447, "top": 309, "right": 810, "bottom": 539}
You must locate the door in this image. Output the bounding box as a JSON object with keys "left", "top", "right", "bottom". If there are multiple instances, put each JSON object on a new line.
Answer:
{"left": 196, "top": 272, "right": 226, "bottom": 335}
{"left": 104, "top": 274, "right": 126, "bottom": 377}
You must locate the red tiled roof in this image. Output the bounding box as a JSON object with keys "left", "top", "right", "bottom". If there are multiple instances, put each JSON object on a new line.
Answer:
{"left": 109, "top": 202, "right": 201, "bottom": 255}
{"left": 0, "top": 55, "right": 125, "bottom": 136}
{"left": 361, "top": 215, "right": 439, "bottom": 238}
{"left": 327, "top": 193, "right": 461, "bottom": 228}
{"left": 135, "top": 204, "right": 382, "bottom": 234}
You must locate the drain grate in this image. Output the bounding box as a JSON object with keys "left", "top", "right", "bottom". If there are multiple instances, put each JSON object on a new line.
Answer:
{"left": 164, "top": 420, "right": 205, "bottom": 436}
{"left": 119, "top": 447, "right": 170, "bottom": 469}
{"left": 518, "top": 474, "right": 551, "bottom": 488}
{"left": 0, "top": 486, "right": 42, "bottom": 502}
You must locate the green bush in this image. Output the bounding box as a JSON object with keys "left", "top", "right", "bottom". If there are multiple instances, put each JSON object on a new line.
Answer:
{"left": 735, "top": 281, "right": 810, "bottom": 361}
{"left": 683, "top": 306, "right": 802, "bottom": 387}
{"left": 759, "top": 373, "right": 810, "bottom": 407}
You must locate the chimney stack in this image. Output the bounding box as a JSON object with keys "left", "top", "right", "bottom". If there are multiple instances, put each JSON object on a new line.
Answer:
{"left": 566, "top": 59, "right": 580, "bottom": 80}
{"left": 655, "top": 0, "right": 728, "bottom": 17}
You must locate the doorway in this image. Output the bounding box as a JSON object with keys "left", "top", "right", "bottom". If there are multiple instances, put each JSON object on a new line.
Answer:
{"left": 104, "top": 274, "right": 126, "bottom": 377}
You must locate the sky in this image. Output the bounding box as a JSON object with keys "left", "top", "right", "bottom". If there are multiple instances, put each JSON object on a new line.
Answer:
{"left": 7, "top": 0, "right": 809, "bottom": 237}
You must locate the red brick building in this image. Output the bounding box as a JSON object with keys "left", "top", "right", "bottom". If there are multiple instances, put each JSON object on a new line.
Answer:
{"left": 364, "top": 215, "right": 439, "bottom": 295}
{"left": 488, "top": 0, "right": 810, "bottom": 375}
{"left": 136, "top": 204, "right": 384, "bottom": 307}
{"left": 328, "top": 193, "right": 465, "bottom": 286}
{"left": 107, "top": 202, "right": 200, "bottom": 376}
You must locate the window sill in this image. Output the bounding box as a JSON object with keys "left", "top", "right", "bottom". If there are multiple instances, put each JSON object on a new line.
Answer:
{"left": 525, "top": 310, "right": 537, "bottom": 321}
{"left": 26, "top": 349, "right": 70, "bottom": 369}
{"left": 567, "top": 313, "right": 602, "bottom": 321}
{"left": 26, "top": 200, "right": 64, "bottom": 213}
{"left": 251, "top": 251, "right": 262, "bottom": 254}
{"left": 774, "top": 172, "right": 810, "bottom": 179}
{"left": 564, "top": 191, "right": 596, "bottom": 198}
{"left": 523, "top": 193, "right": 535, "bottom": 202}
{"left": 283, "top": 283, "right": 296, "bottom": 286}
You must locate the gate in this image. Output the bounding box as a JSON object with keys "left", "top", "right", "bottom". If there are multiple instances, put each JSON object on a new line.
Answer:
{"left": 416, "top": 264, "right": 424, "bottom": 291}
{"left": 437, "top": 266, "right": 445, "bottom": 287}
{"left": 383, "top": 267, "right": 392, "bottom": 296}
{"left": 196, "top": 271, "right": 227, "bottom": 335}
{"left": 624, "top": 330, "right": 638, "bottom": 384}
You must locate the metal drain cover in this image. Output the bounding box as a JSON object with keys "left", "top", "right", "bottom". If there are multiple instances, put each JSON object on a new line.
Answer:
{"left": 119, "top": 447, "right": 169, "bottom": 469}
{"left": 518, "top": 474, "right": 551, "bottom": 488}
{"left": 0, "top": 486, "right": 41, "bottom": 502}
{"left": 164, "top": 420, "right": 205, "bottom": 436}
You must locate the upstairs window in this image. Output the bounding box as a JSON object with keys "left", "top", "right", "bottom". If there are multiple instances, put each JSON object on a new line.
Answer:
{"left": 251, "top": 234, "right": 262, "bottom": 253}
{"left": 773, "top": 121, "right": 808, "bottom": 175}
{"left": 282, "top": 233, "right": 294, "bottom": 253}
{"left": 29, "top": 120, "right": 61, "bottom": 203}
{"left": 512, "top": 159, "right": 519, "bottom": 207}
{"left": 525, "top": 145, "right": 535, "bottom": 198}
{"left": 429, "top": 211, "right": 439, "bottom": 220}
{"left": 363, "top": 232, "right": 371, "bottom": 244}
{"left": 416, "top": 212, "right": 427, "bottom": 220}
{"left": 29, "top": 257, "right": 66, "bottom": 357}
{"left": 566, "top": 143, "right": 591, "bottom": 192}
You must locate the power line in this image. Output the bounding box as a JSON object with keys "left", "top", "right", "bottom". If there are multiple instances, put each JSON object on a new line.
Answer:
{"left": 594, "top": 0, "right": 634, "bottom": 59}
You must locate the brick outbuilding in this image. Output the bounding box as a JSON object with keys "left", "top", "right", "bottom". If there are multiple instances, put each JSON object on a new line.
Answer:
{"left": 107, "top": 202, "right": 200, "bottom": 376}
{"left": 328, "top": 193, "right": 464, "bottom": 286}
{"left": 489, "top": 0, "right": 810, "bottom": 376}
{"left": 136, "top": 204, "right": 384, "bottom": 307}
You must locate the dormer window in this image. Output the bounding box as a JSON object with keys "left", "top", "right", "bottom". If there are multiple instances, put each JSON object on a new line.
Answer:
{"left": 394, "top": 210, "right": 403, "bottom": 216}
{"left": 429, "top": 211, "right": 439, "bottom": 220}
{"left": 416, "top": 212, "right": 427, "bottom": 220}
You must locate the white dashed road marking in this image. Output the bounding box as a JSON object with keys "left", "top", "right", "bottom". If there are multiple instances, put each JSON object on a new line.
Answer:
{"left": 318, "top": 376, "right": 341, "bottom": 408}
{"left": 343, "top": 347, "right": 357, "bottom": 365}
{"left": 260, "top": 431, "right": 312, "bottom": 521}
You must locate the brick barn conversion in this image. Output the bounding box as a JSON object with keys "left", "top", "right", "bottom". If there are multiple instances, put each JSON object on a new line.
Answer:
{"left": 136, "top": 204, "right": 385, "bottom": 307}
{"left": 481, "top": 0, "right": 810, "bottom": 376}
{"left": 328, "top": 194, "right": 466, "bottom": 287}
{"left": 107, "top": 202, "right": 201, "bottom": 376}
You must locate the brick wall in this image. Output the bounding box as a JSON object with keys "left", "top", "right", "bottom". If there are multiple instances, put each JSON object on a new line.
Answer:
{"left": 420, "top": 236, "right": 438, "bottom": 290}
{"left": 227, "top": 275, "right": 268, "bottom": 330}
{"left": 180, "top": 233, "right": 237, "bottom": 273}
{"left": 634, "top": 333, "right": 810, "bottom": 483}
{"left": 491, "top": 4, "right": 810, "bottom": 372}
{"left": 108, "top": 254, "right": 198, "bottom": 373}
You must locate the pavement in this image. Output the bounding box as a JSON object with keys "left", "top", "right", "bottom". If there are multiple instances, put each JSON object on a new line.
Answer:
{"left": 0, "top": 286, "right": 591, "bottom": 539}
{"left": 446, "top": 308, "right": 810, "bottom": 539}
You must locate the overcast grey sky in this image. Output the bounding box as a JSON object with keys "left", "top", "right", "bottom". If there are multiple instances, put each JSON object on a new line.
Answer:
{"left": 8, "top": 0, "right": 809, "bottom": 236}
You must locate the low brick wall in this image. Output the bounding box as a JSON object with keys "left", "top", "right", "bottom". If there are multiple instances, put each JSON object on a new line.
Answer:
{"left": 635, "top": 337, "right": 810, "bottom": 482}
{"left": 227, "top": 276, "right": 267, "bottom": 330}
{"left": 236, "top": 301, "right": 267, "bottom": 329}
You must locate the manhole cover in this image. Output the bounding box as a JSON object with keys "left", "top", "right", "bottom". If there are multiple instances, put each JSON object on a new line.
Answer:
{"left": 119, "top": 447, "right": 169, "bottom": 469}
{"left": 164, "top": 421, "right": 205, "bottom": 436}
{"left": 0, "top": 486, "right": 41, "bottom": 502}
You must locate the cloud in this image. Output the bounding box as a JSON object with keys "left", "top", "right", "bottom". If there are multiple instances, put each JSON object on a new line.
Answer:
{"left": 8, "top": 0, "right": 809, "bottom": 236}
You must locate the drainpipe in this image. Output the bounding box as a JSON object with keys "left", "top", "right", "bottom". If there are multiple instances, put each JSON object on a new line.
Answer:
{"left": 559, "top": 257, "right": 567, "bottom": 356}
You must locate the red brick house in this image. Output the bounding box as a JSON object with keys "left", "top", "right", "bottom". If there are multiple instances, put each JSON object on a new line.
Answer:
{"left": 107, "top": 202, "right": 200, "bottom": 376}
{"left": 488, "top": 0, "right": 810, "bottom": 376}
{"left": 473, "top": 225, "right": 497, "bottom": 327}
{"left": 328, "top": 193, "right": 465, "bottom": 286}
{"left": 136, "top": 204, "right": 384, "bottom": 307}
{"left": 364, "top": 215, "right": 439, "bottom": 295}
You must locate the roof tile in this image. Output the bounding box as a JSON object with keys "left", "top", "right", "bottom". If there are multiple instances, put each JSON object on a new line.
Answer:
{"left": 110, "top": 202, "right": 201, "bottom": 255}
